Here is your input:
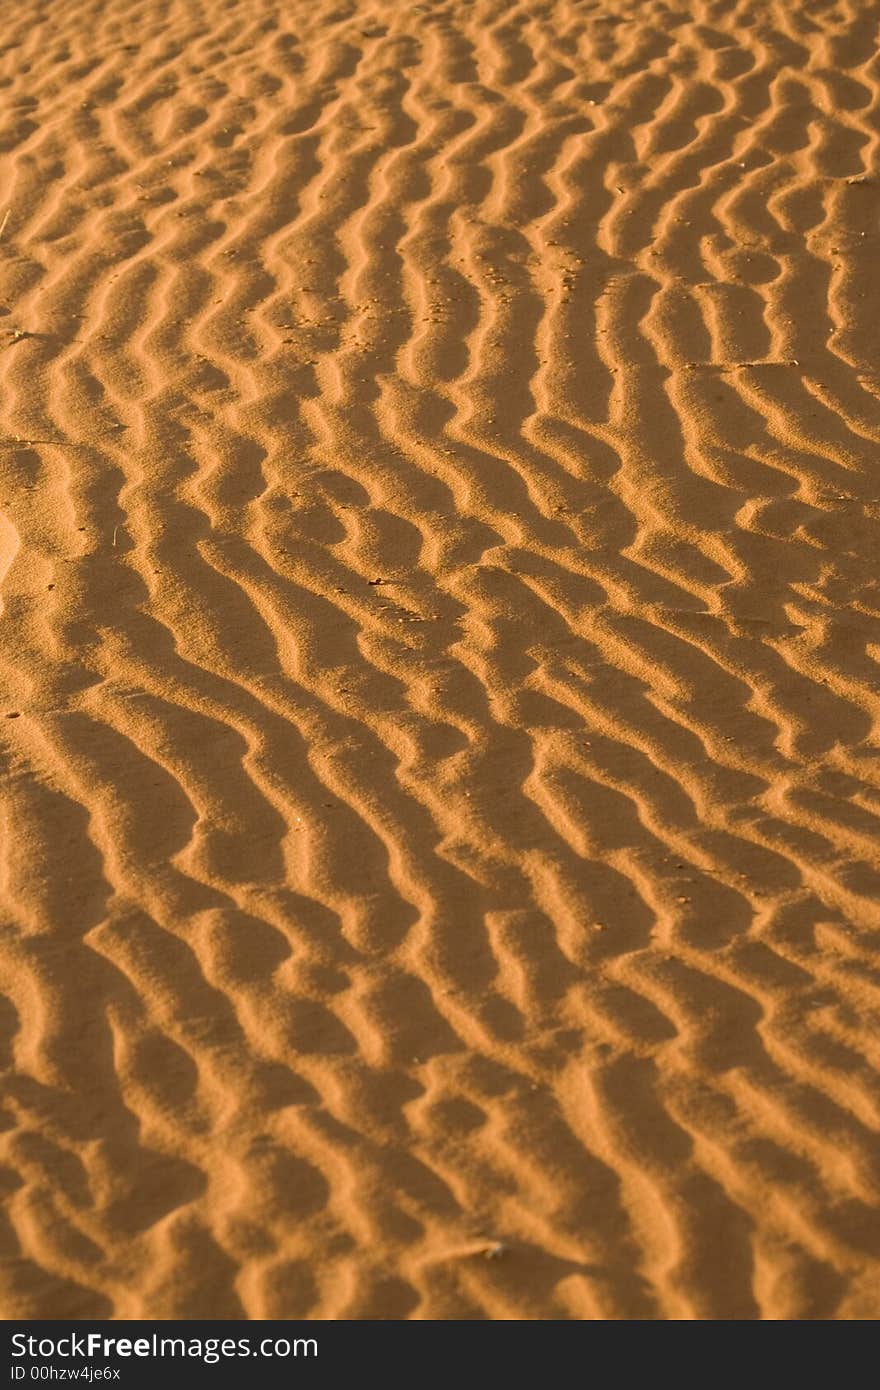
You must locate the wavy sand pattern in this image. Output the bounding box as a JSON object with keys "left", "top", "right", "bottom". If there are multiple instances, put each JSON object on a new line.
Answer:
{"left": 0, "top": 0, "right": 879, "bottom": 1320}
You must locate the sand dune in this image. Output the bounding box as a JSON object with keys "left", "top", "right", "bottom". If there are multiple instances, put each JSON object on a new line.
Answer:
{"left": 0, "top": 0, "right": 879, "bottom": 1319}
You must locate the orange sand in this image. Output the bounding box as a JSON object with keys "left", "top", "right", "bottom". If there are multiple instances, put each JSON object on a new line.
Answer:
{"left": 1, "top": 0, "right": 880, "bottom": 1320}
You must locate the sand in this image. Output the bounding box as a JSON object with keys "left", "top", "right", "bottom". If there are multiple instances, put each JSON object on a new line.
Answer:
{"left": 0, "top": 0, "right": 879, "bottom": 1321}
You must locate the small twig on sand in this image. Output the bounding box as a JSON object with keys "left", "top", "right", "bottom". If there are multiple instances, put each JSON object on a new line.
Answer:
{"left": 0, "top": 208, "right": 9, "bottom": 239}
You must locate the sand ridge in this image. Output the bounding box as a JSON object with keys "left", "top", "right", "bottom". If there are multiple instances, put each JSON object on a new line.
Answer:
{"left": 1, "top": 0, "right": 880, "bottom": 1319}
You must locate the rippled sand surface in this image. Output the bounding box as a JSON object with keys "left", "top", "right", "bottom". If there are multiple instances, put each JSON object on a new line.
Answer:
{"left": 1, "top": 0, "right": 880, "bottom": 1319}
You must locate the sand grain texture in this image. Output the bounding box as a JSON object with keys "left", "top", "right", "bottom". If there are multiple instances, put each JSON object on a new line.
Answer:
{"left": 1, "top": 0, "right": 880, "bottom": 1319}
